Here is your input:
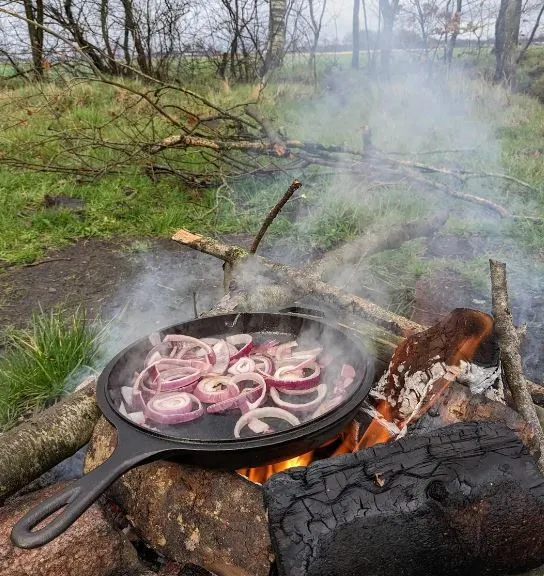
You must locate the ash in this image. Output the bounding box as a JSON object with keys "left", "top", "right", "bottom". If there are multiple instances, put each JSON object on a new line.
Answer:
{"left": 370, "top": 360, "right": 504, "bottom": 424}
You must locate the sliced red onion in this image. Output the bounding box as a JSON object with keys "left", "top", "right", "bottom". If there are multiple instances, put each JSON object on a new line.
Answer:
{"left": 228, "top": 357, "right": 256, "bottom": 375}
{"left": 119, "top": 401, "right": 128, "bottom": 416}
{"left": 265, "top": 362, "right": 321, "bottom": 390}
{"left": 312, "top": 395, "right": 344, "bottom": 418}
{"left": 248, "top": 418, "right": 273, "bottom": 434}
{"left": 275, "top": 354, "right": 317, "bottom": 371}
{"left": 275, "top": 341, "right": 297, "bottom": 359}
{"left": 276, "top": 384, "right": 321, "bottom": 396}
{"left": 270, "top": 384, "right": 327, "bottom": 412}
{"left": 253, "top": 339, "right": 280, "bottom": 353}
{"left": 194, "top": 377, "right": 239, "bottom": 403}
{"left": 207, "top": 373, "right": 266, "bottom": 413}
{"left": 151, "top": 366, "right": 201, "bottom": 392}
{"left": 201, "top": 337, "right": 220, "bottom": 346}
{"left": 293, "top": 347, "right": 322, "bottom": 358}
{"left": 226, "top": 334, "right": 253, "bottom": 360}
{"left": 126, "top": 411, "right": 146, "bottom": 425}
{"left": 148, "top": 332, "right": 162, "bottom": 346}
{"left": 250, "top": 353, "right": 274, "bottom": 375}
{"left": 209, "top": 340, "right": 229, "bottom": 375}
{"left": 121, "top": 386, "right": 135, "bottom": 409}
{"left": 163, "top": 334, "right": 215, "bottom": 364}
{"left": 341, "top": 364, "right": 356, "bottom": 379}
{"left": 234, "top": 407, "right": 300, "bottom": 438}
{"left": 145, "top": 392, "right": 203, "bottom": 424}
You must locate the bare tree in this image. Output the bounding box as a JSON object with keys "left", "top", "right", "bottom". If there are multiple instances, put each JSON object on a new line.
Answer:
{"left": 352, "top": 0, "right": 360, "bottom": 68}
{"left": 379, "top": 0, "right": 400, "bottom": 75}
{"left": 494, "top": 0, "right": 522, "bottom": 87}
{"left": 517, "top": 1, "right": 544, "bottom": 61}
{"left": 21, "top": 0, "right": 45, "bottom": 77}
{"left": 262, "top": 0, "right": 287, "bottom": 78}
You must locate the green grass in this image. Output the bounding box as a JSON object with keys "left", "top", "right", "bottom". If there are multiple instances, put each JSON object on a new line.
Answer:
{"left": 0, "top": 307, "right": 103, "bottom": 430}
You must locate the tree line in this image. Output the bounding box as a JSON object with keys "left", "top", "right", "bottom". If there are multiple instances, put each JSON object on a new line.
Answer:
{"left": 0, "top": 0, "right": 542, "bottom": 86}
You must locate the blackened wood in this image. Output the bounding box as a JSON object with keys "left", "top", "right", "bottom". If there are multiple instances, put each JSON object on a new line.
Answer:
{"left": 490, "top": 259, "right": 544, "bottom": 472}
{"left": 264, "top": 422, "right": 544, "bottom": 576}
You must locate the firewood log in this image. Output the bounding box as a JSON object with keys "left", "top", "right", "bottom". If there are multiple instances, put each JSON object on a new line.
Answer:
{"left": 84, "top": 418, "right": 272, "bottom": 576}
{"left": 0, "top": 481, "right": 142, "bottom": 576}
{"left": 264, "top": 421, "right": 544, "bottom": 576}
{"left": 0, "top": 379, "right": 101, "bottom": 504}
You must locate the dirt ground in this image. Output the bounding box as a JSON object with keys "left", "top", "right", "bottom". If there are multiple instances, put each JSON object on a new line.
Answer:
{"left": 1, "top": 233, "right": 543, "bottom": 384}
{"left": 0, "top": 238, "right": 225, "bottom": 356}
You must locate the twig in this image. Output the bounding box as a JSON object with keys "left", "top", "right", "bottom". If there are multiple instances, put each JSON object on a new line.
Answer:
{"left": 490, "top": 259, "right": 544, "bottom": 473}
{"left": 0, "top": 257, "right": 73, "bottom": 271}
{"left": 192, "top": 291, "right": 199, "bottom": 318}
{"left": 250, "top": 179, "right": 302, "bottom": 254}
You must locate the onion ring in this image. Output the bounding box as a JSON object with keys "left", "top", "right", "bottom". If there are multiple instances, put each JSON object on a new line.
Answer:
{"left": 270, "top": 384, "right": 327, "bottom": 412}
{"left": 145, "top": 392, "right": 203, "bottom": 424}
{"left": 234, "top": 407, "right": 300, "bottom": 438}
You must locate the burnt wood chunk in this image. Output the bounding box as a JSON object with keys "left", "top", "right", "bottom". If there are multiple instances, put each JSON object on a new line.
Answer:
{"left": 263, "top": 422, "right": 544, "bottom": 576}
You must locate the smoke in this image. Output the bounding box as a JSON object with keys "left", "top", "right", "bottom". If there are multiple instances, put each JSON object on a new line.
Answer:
{"left": 97, "top": 242, "right": 224, "bottom": 365}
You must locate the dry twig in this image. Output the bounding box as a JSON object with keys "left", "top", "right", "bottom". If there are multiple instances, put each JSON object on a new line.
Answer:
{"left": 250, "top": 179, "right": 302, "bottom": 254}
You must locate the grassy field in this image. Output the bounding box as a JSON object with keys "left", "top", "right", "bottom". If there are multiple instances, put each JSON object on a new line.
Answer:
{"left": 0, "top": 51, "right": 544, "bottom": 427}
{"left": 0, "top": 54, "right": 542, "bottom": 266}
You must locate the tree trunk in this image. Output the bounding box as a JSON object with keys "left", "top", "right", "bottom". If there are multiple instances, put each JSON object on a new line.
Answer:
{"left": 379, "top": 0, "right": 398, "bottom": 76}
{"left": 494, "top": 0, "right": 522, "bottom": 88}
{"left": 352, "top": 0, "right": 360, "bottom": 69}
{"left": 445, "top": 0, "right": 462, "bottom": 64}
{"left": 22, "top": 0, "right": 44, "bottom": 78}
{"left": 264, "top": 422, "right": 544, "bottom": 576}
{"left": 517, "top": 2, "right": 544, "bottom": 63}
{"left": 262, "top": 0, "right": 286, "bottom": 79}
{"left": 100, "top": 0, "right": 117, "bottom": 73}
{"left": 121, "top": 0, "right": 151, "bottom": 75}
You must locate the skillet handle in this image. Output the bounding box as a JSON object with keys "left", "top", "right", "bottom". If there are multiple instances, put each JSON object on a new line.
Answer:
{"left": 11, "top": 438, "right": 165, "bottom": 549}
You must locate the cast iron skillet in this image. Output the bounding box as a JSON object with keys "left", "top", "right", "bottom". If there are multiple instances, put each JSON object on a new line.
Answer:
{"left": 11, "top": 312, "right": 374, "bottom": 549}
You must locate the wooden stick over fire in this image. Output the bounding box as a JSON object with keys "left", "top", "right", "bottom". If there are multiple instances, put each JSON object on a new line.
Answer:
{"left": 490, "top": 259, "right": 544, "bottom": 473}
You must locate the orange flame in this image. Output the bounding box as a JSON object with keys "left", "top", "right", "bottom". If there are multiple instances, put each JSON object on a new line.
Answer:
{"left": 355, "top": 400, "right": 394, "bottom": 450}
{"left": 239, "top": 311, "right": 494, "bottom": 484}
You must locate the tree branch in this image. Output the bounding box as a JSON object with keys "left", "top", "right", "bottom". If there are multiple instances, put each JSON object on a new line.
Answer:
{"left": 490, "top": 259, "right": 544, "bottom": 473}
{"left": 250, "top": 179, "right": 302, "bottom": 254}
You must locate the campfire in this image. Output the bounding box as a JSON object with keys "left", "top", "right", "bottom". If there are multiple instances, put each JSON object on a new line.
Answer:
{"left": 5, "top": 224, "right": 544, "bottom": 576}
{"left": 239, "top": 308, "right": 496, "bottom": 485}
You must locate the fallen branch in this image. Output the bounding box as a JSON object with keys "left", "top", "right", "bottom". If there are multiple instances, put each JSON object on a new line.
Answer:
{"left": 250, "top": 179, "right": 302, "bottom": 254}
{"left": 0, "top": 378, "right": 100, "bottom": 504}
{"left": 1, "top": 256, "right": 73, "bottom": 271}
{"left": 308, "top": 212, "right": 449, "bottom": 281}
{"left": 490, "top": 259, "right": 544, "bottom": 473}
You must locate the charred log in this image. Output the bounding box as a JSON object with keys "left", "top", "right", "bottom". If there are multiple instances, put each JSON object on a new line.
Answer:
{"left": 264, "top": 421, "right": 544, "bottom": 576}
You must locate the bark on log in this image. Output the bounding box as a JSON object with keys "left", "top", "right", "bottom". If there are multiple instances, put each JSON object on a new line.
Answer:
{"left": 171, "top": 228, "right": 421, "bottom": 336}
{"left": 490, "top": 260, "right": 544, "bottom": 472}
{"left": 0, "top": 378, "right": 101, "bottom": 504}
{"left": 307, "top": 212, "right": 448, "bottom": 281}
{"left": 264, "top": 421, "right": 544, "bottom": 576}
{"left": 0, "top": 481, "right": 142, "bottom": 576}
{"left": 84, "top": 417, "right": 271, "bottom": 576}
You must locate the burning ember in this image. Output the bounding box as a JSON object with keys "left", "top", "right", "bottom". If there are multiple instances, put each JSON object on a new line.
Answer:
{"left": 240, "top": 309, "right": 494, "bottom": 484}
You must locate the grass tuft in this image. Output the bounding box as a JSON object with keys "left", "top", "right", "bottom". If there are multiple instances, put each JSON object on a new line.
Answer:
{"left": 0, "top": 307, "right": 103, "bottom": 430}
